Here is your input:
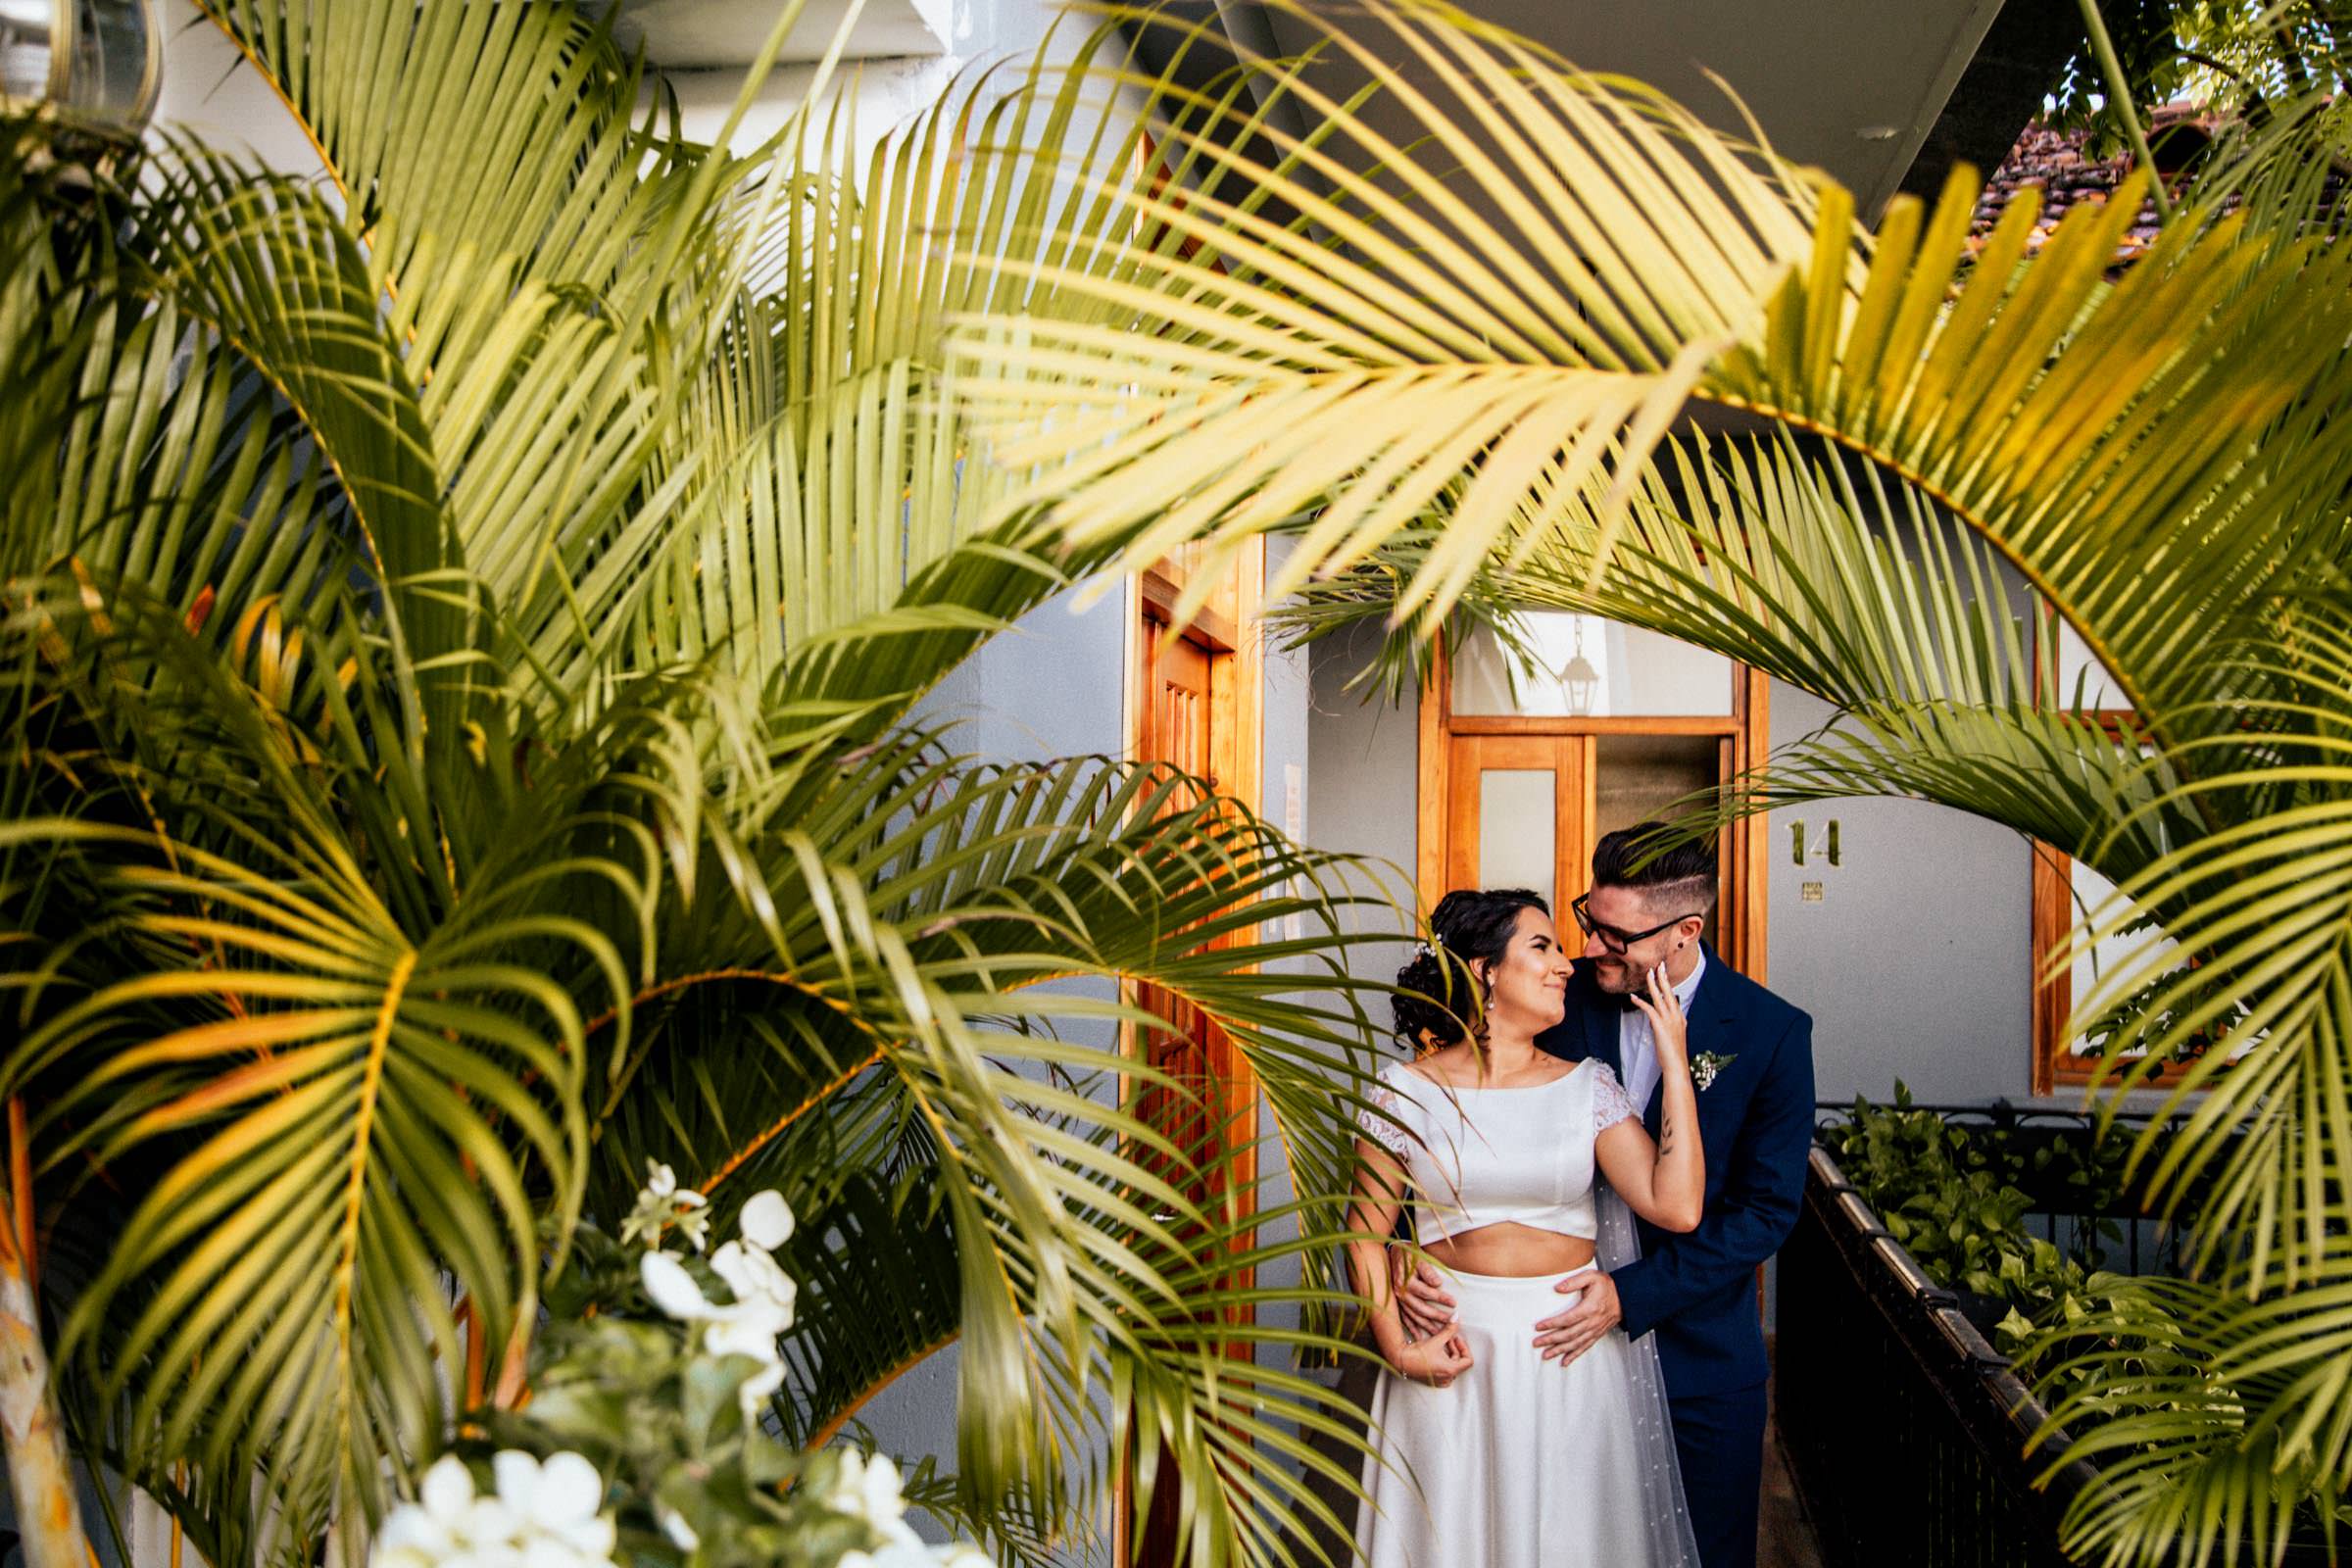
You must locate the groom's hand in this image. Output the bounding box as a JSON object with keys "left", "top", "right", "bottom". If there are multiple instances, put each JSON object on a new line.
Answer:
{"left": 1533, "top": 1271, "right": 1621, "bottom": 1365}
{"left": 1395, "top": 1255, "right": 1457, "bottom": 1341}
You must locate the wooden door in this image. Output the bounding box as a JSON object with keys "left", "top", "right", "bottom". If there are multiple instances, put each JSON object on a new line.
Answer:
{"left": 1136, "top": 617, "right": 1225, "bottom": 1187}
{"left": 1127, "top": 605, "right": 1253, "bottom": 1568}
{"left": 1442, "top": 734, "right": 1588, "bottom": 919}
{"left": 1420, "top": 621, "right": 1768, "bottom": 974}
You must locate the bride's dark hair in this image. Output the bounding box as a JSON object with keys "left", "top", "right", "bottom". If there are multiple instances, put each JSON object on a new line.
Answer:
{"left": 1393, "top": 888, "right": 1548, "bottom": 1052}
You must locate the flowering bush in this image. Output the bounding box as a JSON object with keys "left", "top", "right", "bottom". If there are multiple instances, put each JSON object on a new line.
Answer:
{"left": 371, "top": 1168, "right": 987, "bottom": 1568}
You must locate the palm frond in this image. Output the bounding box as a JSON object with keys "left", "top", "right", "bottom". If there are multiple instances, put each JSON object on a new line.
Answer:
{"left": 569, "top": 733, "right": 1396, "bottom": 1560}
{"left": 957, "top": 2, "right": 2352, "bottom": 752}
{"left": 2029, "top": 1247, "right": 2352, "bottom": 1567}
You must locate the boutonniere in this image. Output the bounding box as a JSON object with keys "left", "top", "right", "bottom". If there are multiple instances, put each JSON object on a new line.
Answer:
{"left": 1690, "top": 1052, "right": 1738, "bottom": 1091}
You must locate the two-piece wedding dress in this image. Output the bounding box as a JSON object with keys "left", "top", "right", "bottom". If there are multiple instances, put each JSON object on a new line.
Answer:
{"left": 1354, "top": 1058, "right": 1701, "bottom": 1568}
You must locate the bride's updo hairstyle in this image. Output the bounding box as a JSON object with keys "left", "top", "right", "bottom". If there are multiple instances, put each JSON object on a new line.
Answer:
{"left": 1393, "top": 887, "right": 1549, "bottom": 1052}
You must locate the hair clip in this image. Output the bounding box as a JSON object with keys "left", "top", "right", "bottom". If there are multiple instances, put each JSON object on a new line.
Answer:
{"left": 1413, "top": 940, "right": 1435, "bottom": 959}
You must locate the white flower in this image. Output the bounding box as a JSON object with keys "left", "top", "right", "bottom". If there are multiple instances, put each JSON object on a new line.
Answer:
{"left": 818, "top": 1453, "right": 990, "bottom": 1567}
{"left": 490, "top": 1452, "right": 613, "bottom": 1560}
{"left": 421, "top": 1454, "right": 476, "bottom": 1521}
{"left": 836, "top": 1550, "right": 928, "bottom": 1568}
{"left": 621, "top": 1160, "right": 711, "bottom": 1252}
{"left": 641, "top": 1250, "right": 716, "bottom": 1320}
{"left": 656, "top": 1507, "right": 700, "bottom": 1552}
{"left": 639, "top": 1242, "right": 793, "bottom": 1419}
{"left": 702, "top": 1308, "right": 789, "bottom": 1362}
{"left": 371, "top": 1452, "right": 615, "bottom": 1568}
{"left": 824, "top": 1452, "right": 909, "bottom": 1531}
{"left": 834, "top": 1538, "right": 992, "bottom": 1568}
{"left": 738, "top": 1189, "right": 794, "bottom": 1249}
{"left": 710, "top": 1240, "right": 797, "bottom": 1331}
{"left": 372, "top": 1496, "right": 455, "bottom": 1568}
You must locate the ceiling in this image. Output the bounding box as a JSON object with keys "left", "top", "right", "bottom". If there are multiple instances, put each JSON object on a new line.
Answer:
{"left": 600, "top": 0, "right": 2018, "bottom": 213}
{"left": 1250, "top": 0, "right": 2009, "bottom": 220}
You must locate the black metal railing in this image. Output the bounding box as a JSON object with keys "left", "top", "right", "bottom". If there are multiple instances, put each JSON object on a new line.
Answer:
{"left": 1779, "top": 1113, "right": 2330, "bottom": 1568}
{"left": 1779, "top": 1142, "right": 2095, "bottom": 1567}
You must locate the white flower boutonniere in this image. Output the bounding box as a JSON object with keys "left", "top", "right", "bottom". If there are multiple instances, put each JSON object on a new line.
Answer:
{"left": 1690, "top": 1051, "right": 1737, "bottom": 1091}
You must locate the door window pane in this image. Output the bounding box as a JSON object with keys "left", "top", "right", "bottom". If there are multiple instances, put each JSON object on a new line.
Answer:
{"left": 1452, "top": 612, "right": 1734, "bottom": 717}
{"left": 1478, "top": 769, "right": 1556, "bottom": 911}
{"left": 1592, "top": 734, "right": 1720, "bottom": 950}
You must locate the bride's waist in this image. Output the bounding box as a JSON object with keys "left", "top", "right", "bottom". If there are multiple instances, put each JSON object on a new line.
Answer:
{"left": 1423, "top": 1223, "right": 1596, "bottom": 1278}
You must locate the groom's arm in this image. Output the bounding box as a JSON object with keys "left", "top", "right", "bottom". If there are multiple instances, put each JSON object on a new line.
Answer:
{"left": 1609, "top": 1010, "right": 1814, "bottom": 1343}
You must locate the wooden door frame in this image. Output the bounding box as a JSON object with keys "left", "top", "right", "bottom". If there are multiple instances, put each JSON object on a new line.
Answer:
{"left": 1115, "top": 542, "right": 1265, "bottom": 1567}
{"left": 2026, "top": 608, "right": 2178, "bottom": 1095}
{"left": 1416, "top": 633, "right": 1771, "bottom": 980}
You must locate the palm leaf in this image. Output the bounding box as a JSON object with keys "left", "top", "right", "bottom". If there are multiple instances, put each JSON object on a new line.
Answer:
{"left": 577, "top": 736, "right": 1396, "bottom": 1560}
{"left": 2029, "top": 1245, "right": 2352, "bottom": 1567}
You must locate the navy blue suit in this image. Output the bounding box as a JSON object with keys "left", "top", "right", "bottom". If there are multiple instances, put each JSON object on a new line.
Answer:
{"left": 1535, "top": 944, "right": 1814, "bottom": 1568}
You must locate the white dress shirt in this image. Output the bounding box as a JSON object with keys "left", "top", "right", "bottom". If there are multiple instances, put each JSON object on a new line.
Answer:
{"left": 1617, "top": 948, "right": 1706, "bottom": 1116}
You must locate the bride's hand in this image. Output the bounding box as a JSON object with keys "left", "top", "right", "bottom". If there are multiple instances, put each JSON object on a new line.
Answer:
{"left": 1388, "top": 1329, "right": 1473, "bottom": 1389}
{"left": 1627, "top": 961, "right": 1688, "bottom": 1066}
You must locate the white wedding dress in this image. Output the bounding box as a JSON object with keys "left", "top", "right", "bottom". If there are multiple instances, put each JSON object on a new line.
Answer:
{"left": 1354, "top": 1059, "right": 1701, "bottom": 1568}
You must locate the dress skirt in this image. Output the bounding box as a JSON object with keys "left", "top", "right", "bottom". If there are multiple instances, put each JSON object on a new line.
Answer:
{"left": 1353, "top": 1265, "right": 1665, "bottom": 1568}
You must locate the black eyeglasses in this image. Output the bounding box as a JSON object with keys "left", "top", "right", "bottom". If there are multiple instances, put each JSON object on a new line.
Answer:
{"left": 1570, "top": 893, "right": 1700, "bottom": 955}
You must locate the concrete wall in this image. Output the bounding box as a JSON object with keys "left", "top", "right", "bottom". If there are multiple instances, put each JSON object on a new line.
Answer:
{"left": 858, "top": 585, "right": 1132, "bottom": 1545}
{"left": 1763, "top": 685, "right": 2038, "bottom": 1103}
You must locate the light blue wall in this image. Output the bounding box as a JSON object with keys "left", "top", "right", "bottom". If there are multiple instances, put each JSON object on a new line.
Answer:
{"left": 866, "top": 553, "right": 1348, "bottom": 1555}
{"left": 864, "top": 583, "right": 1132, "bottom": 1549}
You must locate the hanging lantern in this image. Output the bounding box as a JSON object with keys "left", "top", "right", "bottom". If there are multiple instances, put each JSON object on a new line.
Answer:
{"left": 0, "top": 0, "right": 163, "bottom": 137}
{"left": 1555, "top": 615, "right": 1600, "bottom": 716}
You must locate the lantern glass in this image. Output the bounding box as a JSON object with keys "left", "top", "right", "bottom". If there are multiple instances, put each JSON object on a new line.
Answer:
{"left": 68, "top": 0, "right": 153, "bottom": 120}
{"left": 1559, "top": 653, "right": 1600, "bottom": 717}
{"left": 0, "top": 0, "right": 160, "bottom": 134}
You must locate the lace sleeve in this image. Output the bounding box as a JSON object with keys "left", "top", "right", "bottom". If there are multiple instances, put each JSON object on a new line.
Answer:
{"left": 1592, "top": 1063, "right": 1641, "bottom": 1132}
{"left": 1356, "top": 1072, "right": 1413, "bottom": 1156}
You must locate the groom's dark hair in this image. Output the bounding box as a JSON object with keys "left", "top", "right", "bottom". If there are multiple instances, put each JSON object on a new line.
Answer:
{"left": 1592, "top": 821, "right": 1717, "bottom": 911}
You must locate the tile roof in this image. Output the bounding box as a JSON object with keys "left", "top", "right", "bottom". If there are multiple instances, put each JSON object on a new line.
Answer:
{"left": 1966, "top": 105, "right": 2222, "bottom": 264}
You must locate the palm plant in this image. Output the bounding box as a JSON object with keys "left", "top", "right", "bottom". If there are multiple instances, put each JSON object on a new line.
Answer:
{"left": 0, "top": 5, "right": 1405, "bottom": 1566}
{"left": 957, "top": 1, "right": 2352, "bottom": 1559}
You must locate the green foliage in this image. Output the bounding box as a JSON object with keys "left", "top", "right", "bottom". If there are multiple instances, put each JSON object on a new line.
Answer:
{"left": 2049, "top": 0, "right": 2352, "bottom": 149}
{"left": 482, "top": 1215, "right": 956, "bottom": 1568}
{"left": 494, "top": 1231, "right": 883, "bottom": 1568}
{"left": 2047, "top": 0, "right": 2202, "bottom": 152}
{"left": 0, "top": 6, "right": 1407, "bottom": 1566}
{"left": 1821, "top": 1087, "right": 2129, "bottom": 1350}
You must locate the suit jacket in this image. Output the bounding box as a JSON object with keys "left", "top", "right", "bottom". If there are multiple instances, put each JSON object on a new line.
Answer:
{"left": 1535, "top": 942, "right": 1814, "bottom": 1398}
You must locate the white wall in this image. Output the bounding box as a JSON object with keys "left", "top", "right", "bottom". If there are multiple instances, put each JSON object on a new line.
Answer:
{"left": 150, "top": 0, "right": 326, "bottom": 175}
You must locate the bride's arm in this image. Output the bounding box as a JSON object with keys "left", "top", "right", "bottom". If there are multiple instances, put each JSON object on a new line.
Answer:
{"left": 1348, "top": 1133, "right": 1472, "bottom": 1384}
{"left": 1592, "top": 964, "right": 1704, "bottom": 1232}
{"left": 1347, "top": 1141, "right": 1416, "bottom": 1357}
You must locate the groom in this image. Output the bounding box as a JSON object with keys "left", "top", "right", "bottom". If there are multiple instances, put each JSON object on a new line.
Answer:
{"left": 1400, "top": 823, "right": 1815, "bottom": 1568}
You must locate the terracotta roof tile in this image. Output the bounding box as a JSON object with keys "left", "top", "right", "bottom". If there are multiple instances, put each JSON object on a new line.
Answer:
{"left": 1965, "top": 104, "right": 2230, "bottom": 265}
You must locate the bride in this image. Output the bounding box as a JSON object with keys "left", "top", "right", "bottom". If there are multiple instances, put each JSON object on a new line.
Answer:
{"left": 1348, "top": 887, "right": 1705, "bottom": 1567}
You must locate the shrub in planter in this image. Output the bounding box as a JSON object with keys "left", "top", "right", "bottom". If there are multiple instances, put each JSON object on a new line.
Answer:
{"left": 1819, "top": 1087, "right": 2127, "bottom": 1348}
